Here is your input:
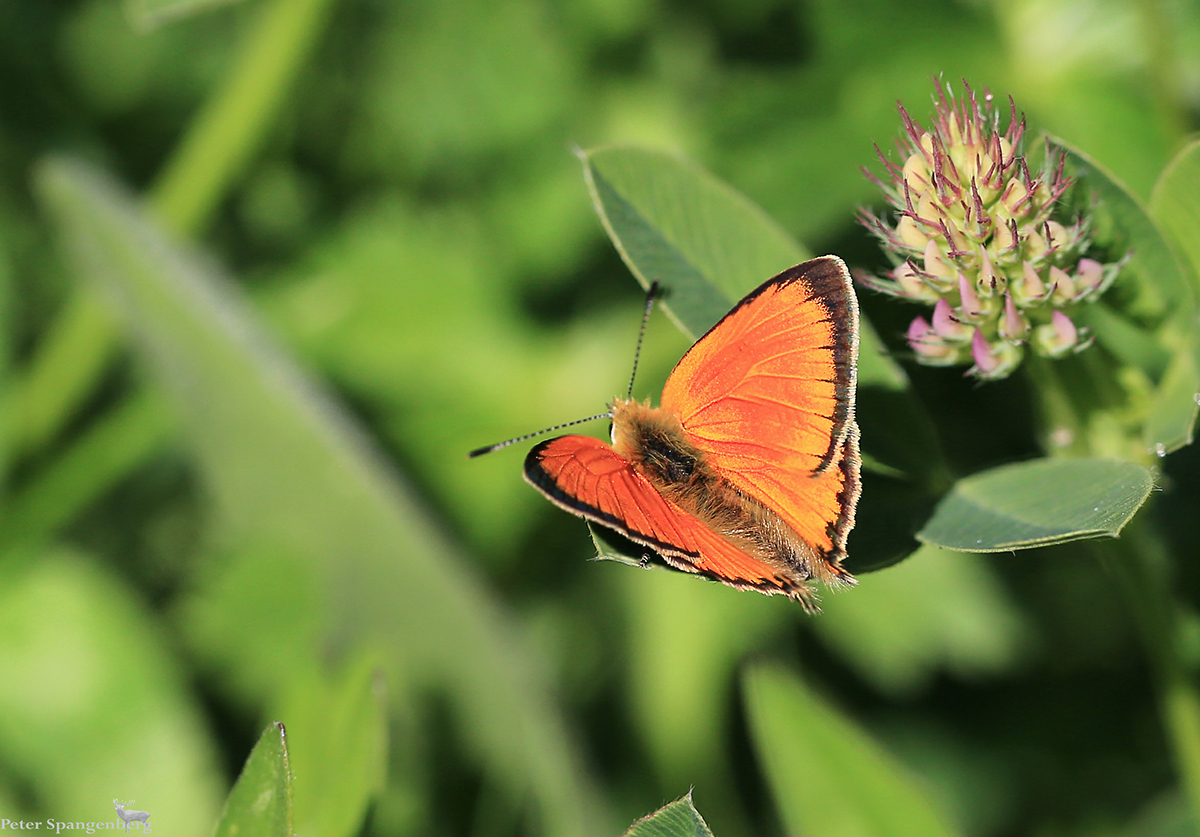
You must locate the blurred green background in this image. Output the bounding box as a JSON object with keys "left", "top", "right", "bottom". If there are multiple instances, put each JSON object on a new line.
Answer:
{"left": 2, "top": 0, "right": 1200, "bottom": 836}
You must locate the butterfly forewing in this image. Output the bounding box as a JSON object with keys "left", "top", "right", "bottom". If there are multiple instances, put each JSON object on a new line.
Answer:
{"left": 659, "top": 256, "right": 859, "bottom": 556}
{"left": 661, "top": 256, "right": 858, "bottom": 474}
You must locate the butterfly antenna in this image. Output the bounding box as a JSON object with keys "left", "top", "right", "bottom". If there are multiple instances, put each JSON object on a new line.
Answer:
{"left": 625, "top": 282, "right": 660, "bottom": 400}
{"left": 471, "top": 283, "right": 657, "bottom": 459}
{"left": 468, "top": 413, "right": 612, "bottom": 458}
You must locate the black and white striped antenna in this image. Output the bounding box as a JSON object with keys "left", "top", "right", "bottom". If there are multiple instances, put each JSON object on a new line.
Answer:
{"left": 468, "top": 282, "right": 660, "bottom": 459}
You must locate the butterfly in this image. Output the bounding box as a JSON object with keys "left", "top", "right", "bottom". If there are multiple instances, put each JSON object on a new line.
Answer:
{"left": 482, "top": 256, "right": 861, "bottom": 610}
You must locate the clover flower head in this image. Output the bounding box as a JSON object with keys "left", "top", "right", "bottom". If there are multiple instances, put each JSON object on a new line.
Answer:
{"left": 859, "top": 79, "right": 1120, "bottom": 379}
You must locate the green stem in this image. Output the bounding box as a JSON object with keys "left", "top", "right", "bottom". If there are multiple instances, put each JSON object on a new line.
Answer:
{"left": 1135, "top": 0, "right": 1188, "bottom": 151}
{"left": 2, "top": 392, "right": 174, "bottom": 550}
{"left": 1023, "top": 354, "right": 1087, "bottom": 456}
{"left": 1033, "top": 353, "right": 1200, "bottom": 820}
{"left": 1098, "top": 517, "right": 1200, "bottom": 819}
{"left": 12, "top": 0, "right": 337, "bottom": 487}
{"left": 9, "top": 291, "right": 115, "bottom": 455}
{"left": 149, "top": 0, "right": 338, "bottom": 235}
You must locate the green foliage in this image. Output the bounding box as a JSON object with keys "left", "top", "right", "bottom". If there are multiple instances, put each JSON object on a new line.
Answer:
{"left": 622, "top": 795, "right": 714, "bottom": 837}
{"left": 214, "top": 723, "right": 293, "bottom": 837}
{"left": 1054, "top": 137, "right": 1193, "bottom": 324}
{"left": 582, "top": 145, "right": 903, "bottom": 387}
{"left": 35, "top": 156, "right": 604, "bottom": 837}
{"left": 1145, "top": 344, "right": 1200, "bottom": 456}
{"left": 278, "top": 657, "right": 388, "bottom": 837}
{"left": 0, "top": 548, "right": 223, "bottom": 835}
{"left": 1152, "top": 139, "right": 1200, "bottom": 291}
{"left": 918, "top": 458, "right": 1155, "bottom": 552}
{"left": 743, "top": 664, "right": 961, "bottom": 837}
{"left": 815, "top": 545, "right": 1029, "bottom": 696}
{"left": 126, "top": 0, "right": 249, "bottom": 30}
{"left": 5, "top": 1, "right": 1200, "bottom": 837}
{"left": 582, "top": 146, "right": 811, "bottom": 338}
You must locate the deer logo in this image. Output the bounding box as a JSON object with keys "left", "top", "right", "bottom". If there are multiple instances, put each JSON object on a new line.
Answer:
{"left": 113, "top": 800, "right": 151, "bottom": 831}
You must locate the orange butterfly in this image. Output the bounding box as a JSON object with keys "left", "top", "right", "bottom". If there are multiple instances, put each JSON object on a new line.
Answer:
{"left": 491, "top": 256, "right": 861, "bottom": 610}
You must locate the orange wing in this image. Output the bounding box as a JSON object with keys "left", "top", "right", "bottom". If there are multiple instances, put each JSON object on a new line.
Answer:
{"left": 660, "top": 256, "right": 860, "bottom": 559}
{"left": 524, "top": 434, "right": 818, "bottom": 602}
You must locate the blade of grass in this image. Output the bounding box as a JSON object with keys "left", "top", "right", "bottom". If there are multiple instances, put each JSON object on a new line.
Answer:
{"left": 276, "top": 655, "right": 388, "bottom": 837}
{"left": 127, "top": 0, "right": 250, "bottom": 31}
{"left": 36, "top": 156, "right": 608, "bottom": 837}
{"left": 215, "top": 723, "right": 294, "bottom": 837}
{"left": 743, "top": 664, "right": 960, "bottom": 837}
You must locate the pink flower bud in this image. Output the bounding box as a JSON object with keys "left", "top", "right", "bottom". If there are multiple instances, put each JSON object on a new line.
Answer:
{"left": 970, "top": 328, "right": 1022, "bottom": 378}
{"left": 1048, "top": 265, "right": 1075, "bottom": 304}
{"left": 1032, "top": 310, "right": 1080, "bottom": 358}
{"left": 932, "top": 298, "right": 971, "bottom": 340}
{"left": 924, "top": 239, "right": 956, "bottom": 284}
{"left": 908, "top": 317, "right": 960, "bottom": 364}
{"left": 957, "top": 271, "right": 984, "bottom": 320}
{"left": 1014, "top": 261, "right": 1046, "bottom": 306}
{"left": 971, "top": 328, "right": 1000, "bottom": 375}
{"left": 999, "top": 293, "right": 1029, "bottom": 342}
{"left": 893, "top": 262, "right": 938, "bottom": 302}
{"left": 1075, "top": 258, "right": 1104, "bottom": 296}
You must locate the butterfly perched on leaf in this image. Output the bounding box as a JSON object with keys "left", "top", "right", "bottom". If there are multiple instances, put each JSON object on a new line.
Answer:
{"left": 477, "top": 256, "right": 861, "bottom": 611}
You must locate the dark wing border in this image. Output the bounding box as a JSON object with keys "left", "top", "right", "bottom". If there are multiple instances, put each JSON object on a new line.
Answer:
{"left": 672, "top": 255, "right": 859, "bottom": 474}
{"left": 523, "top": 437, "right": 702, "bottom": 560}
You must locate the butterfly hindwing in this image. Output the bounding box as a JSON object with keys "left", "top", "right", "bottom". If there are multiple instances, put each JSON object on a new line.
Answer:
{"left": 524, "top": 435, "right": 819, "bottom": 601}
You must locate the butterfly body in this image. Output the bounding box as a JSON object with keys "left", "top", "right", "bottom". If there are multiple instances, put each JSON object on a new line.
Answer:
{"left": 523, "top": 256, "right": 861, "bottom": 610}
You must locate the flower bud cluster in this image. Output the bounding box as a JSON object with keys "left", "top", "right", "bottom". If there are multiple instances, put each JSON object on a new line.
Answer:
{"left": 859, "top": 81, "right": 1121, "bottom": 379}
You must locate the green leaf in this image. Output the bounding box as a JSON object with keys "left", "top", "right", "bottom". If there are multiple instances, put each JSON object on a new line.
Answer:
{"left": 917, "top": 458, "right": 1154, "bottom": 552}
{"left": 0, "top": 548, "right": 223, "bottom": 835}
{"left": 1075, "top": 302, "right": 1171, "bottom": 380}
{"left": 623, "top": 794, "right": 714, "bottom": 837}
{"left": 1051, "top": 136, "right": 1194, "bottom": 324}
{"left": 1151, "top": 138, "right": 1200, "bottom": 295}
{"left": 278, "top": 656, "right": 388, "bottom": 837}
{"left": 743, "top": 664, "right": 961, "bottom": 837}
{"left": 1143, "top": 327, "right": 1200, "bottom": 457}
{"left": 588, "top": 523, "right": 645, "bottom": 567}
{"left": 35, "top": 156, "right": 606, "bottom": 837}
{"left": 215, "top": 723, "right": 294, "bottom": 837}
{"left": 1145, "top": 140, "right": 1200, "bottom": 455}
{"left": 580, "top": 145, "right": 904, "bottom": 390}
{"left": 621, "top": 567, "right": 791, "bottom": 787}
{"left": 124, "top": 0, "right": 247, "bottom": 29}
{"left": 582, "top": 146, "right": 807, "bottom": 339}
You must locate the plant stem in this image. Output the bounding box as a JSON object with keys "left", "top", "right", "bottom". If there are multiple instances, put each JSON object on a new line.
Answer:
{"left": 1027, "top": 348, "right": 1200, "bottom": 815}
{"left": 2, "top": 392, "right": 173, "bottom": 550}
{"left": 1023, "top": 354, "right": 1087, "bottom": 456}
{"left": 150, "top": 0, "right": 338, "bottom": 235}
{"left": 1135, "top": 0, "right": 1188, "bottom": 151}
{"left": 1033, "top": 353, "right": 1200, "bottom": 820}
{"left": 14, "top": 0, "right": 337, "bottom": 468}
{"left": 1098, "top": 516, "right": 1200, "bottom": 820}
